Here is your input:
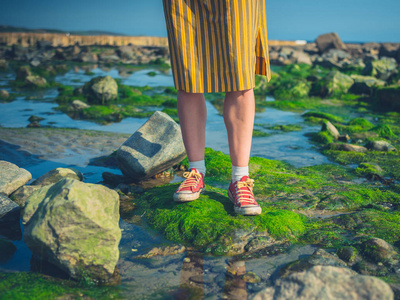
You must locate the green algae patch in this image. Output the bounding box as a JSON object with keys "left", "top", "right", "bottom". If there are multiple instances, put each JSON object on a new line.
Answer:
{"left": 333, "top": 210, "right": 400, "bottom": 244}
{"left": 0, "top": 272, "right": 122, "bottom": 300}
{"left": 311, "top": 131, "right": 335, "bottom": 144}
{"left": 355, "top": 163, "right": 383, "bottom": 177}
{"left": 134, "top": 183, "right": 308, "bottom": 249}
{"left": 137, "top": 148, "right": 400, "bottom": 253}
{"left": 369, "top": 124, "right": 397, "bottom": 139}
{"left": 253, "top": 129, "right": 271, "bottom": 137}
{"left": 302, "top": 111, "right": 345, "bottom": 123}
{"left": 253, "top": 209, "right": 307, "bottom": 239}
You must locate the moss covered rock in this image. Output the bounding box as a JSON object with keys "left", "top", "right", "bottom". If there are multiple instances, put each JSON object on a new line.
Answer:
{"left": 83, "top": 75, "right": 118, "bottom": 105}
{"left": 349, "top": 74, "right": 386, "bottom": 95}
{"left": 22, "top": 178, "right": 121, "bottom": 283}
{"left": 31, "top": 167, "right": 83, "bottom": 186}
{"left": 313, "top": 70, "right": 354, "bottom": 98}
{"left": 363, "top": 57, "right": 398, "bottom": 81}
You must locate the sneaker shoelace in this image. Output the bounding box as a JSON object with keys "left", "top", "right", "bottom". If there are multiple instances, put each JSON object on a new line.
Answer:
{"left": 235, "top": 178, "right": 255, "bottom": 204}
{"left": 178, "top": 169, "right": 202, "bottom": 190}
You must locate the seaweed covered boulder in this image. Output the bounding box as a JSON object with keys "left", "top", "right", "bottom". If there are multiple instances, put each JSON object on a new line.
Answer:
{"left": 116, "top": 111, "right": 186, "bottom": 181}
{"left": 82, "top": 75, "right": 118, "bottom": 105}
{"left": 349, "top": 74, "right": 386, "bottom": 95}
{"left": 313, "top": 70, "right": 354, "bottom": 98}
{"left": 22, "top": 178, "right": 121, "bottom": 283}
{"left": 363, "top": 57, "right": 398, "bottom": 81}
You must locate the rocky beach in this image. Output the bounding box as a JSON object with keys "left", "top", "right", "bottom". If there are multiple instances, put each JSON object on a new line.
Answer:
{"left": 0, "top": 31, "right": 400, "bottom": 299}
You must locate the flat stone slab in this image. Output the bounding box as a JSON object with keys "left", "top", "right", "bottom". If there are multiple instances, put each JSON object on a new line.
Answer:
{"left": 0, "top": 161, "right": 32, "bottom": 195}
{"left": 116, "top": 111, "right": 186, "bottom": 181}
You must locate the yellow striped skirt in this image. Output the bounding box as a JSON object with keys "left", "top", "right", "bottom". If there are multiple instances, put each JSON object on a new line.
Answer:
{"left": 162, "top": 0, "right": 272, "bottom": 93}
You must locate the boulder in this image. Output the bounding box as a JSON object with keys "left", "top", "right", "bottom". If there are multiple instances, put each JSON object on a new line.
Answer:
{"left": 116, "top": 111, "right": 186, "bottom": 181}
{"left": 117, "top": 45, "right": 135, "bottom": 60}
{"left": 28, "top": 115, "right": 44, "bottom": 123}
{"left": 68, "top": 99, "right": 90, "bottom": 111}
{"left": 278, "top": 249, "right": 348, "bottom": 280}
{"left": 315, "top": 32, "right": 347, "bottom": 53}
{"left": 10, "top": 185, "right": 42, "bottom": 207}
{"left": 314, "top": 71, "right": 354, "bottom": 97}
{"left": 31, "top": 167, "right": 83, "bottom": 186}
{"left": 22, "top": 178, "right": 121, "bottom": 282}
{"left": 82, "top": 75, "right": 118, "bottom": 105}
{"left": 252, "top": 265, "right": 394, "bottom": 300}
{"left": 366, "top": 140, "right": 397, "bottom": 152}
{"left": 0, "top": 89, "right": 9, "bottom": 100}
{"left": 355, "top": 163, "right": 383, "bottom": 177}
{"left": 361, "top": 238, "right": 399, "bottom": 266}
{"left": 25, "top": 75, "right": 47, "bottom": 88}
{"left": 349, "top": 75, "right": 386, "bottom": 95}
{"left": 321, "top": 121, "right": 340, "bottom": 140}
{"left": 291, "top": 51, "right": 312, "bottom": 65}
{"left": 363, "top": 57, "right": 398, "bottom": 81}
{"left": 75, "top": 52, "right": 98, "bottom": 63}
{"left": 0, "top": 161, "right": 32, "bottom": 195}
{"left": 328, "top": 143, "right": 368, "bottom": 153}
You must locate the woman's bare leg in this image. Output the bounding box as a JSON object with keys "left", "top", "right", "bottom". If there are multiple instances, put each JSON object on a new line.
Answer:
{"left": 223, "top": 89, "right": 255, "bottom": 167}
{"left": 177, "top": 90, "right": 207, "bottom": 162}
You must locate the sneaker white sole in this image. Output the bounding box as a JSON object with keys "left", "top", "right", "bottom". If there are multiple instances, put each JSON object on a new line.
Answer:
{"left": 173, "top": 187, "right": 205, "bottom": 202}
{"left": 228, "top": 190, "right": 262, "bottom": 216}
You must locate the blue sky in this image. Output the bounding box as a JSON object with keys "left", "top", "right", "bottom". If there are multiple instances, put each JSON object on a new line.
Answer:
{"left": 1, "top": 0, "right": 399, "bottom": 42}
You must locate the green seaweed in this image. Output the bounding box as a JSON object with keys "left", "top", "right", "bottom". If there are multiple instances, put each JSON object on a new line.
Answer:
{"left": 0, "top": 272, "right": 122, "bottom": 300}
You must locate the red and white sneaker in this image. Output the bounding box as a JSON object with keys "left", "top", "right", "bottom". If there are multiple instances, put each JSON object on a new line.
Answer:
{"left": 228, "top": 176, "right": 262, "bottom": 215}
{"left": 173, "top": 168, "right": 205, "bottom": 202}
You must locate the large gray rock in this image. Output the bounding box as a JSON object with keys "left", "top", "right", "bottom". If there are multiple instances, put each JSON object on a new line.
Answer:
{"left": 366, "top": 140, "right": 397, "bottom": 152}
{"left": 363, "top": 57, "right": 398, "bottom": 81}
{"left": 278, "top": 249, "right": 348, "bottom": 279}
{"left": 0, "top": 193, "right": 20, "bottom": 221}
{"left": 116, "top": 111, "right": 186, "bottom": 181}
{"left": 361, "top": 238, "right": 399, "bottom": 265}
{"left": 349, "top": 75, "right": 386, "bottom": 95}
{"left": 0, "top": 161, "right": 32, "bottom": 195}
{"left": 328, "top": 143, "right": 368, "bottom": 153}
{"left": 0, "top": 89, "right": 9, "bottom": 100}
{"left": 25, "top": 75, "right": 47, "bottom": 88}
{"left": 252, "top": 265, "right": 394, "bottom": 300}
{"left": 315, "top": 71, "right": 354, "bottom": 97}
{"left": 315, "top": 32, "right": 347, "bottom": 53}
{"left": 22, "top": 178, "right": 121, "bottom": 282}
{"left": 82, "top": 75, "right": 118, "bottom": 105}
{"left": 10, "top": 185, "right": 42, "bottom": 208}
{"left": 31, "top": 167, "right": 83, "bottom": 186}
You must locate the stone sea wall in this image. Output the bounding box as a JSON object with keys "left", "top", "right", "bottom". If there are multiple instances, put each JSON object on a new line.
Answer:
{"left": 0, "top": 32, "right": 300, "bottom": 48}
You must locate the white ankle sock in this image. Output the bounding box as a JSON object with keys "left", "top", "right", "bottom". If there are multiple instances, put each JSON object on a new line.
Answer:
{"left": 232, "top": 166, "right": 249, "bottom": 182}
{"left": 189, "top": 160, "right": 206, "bottom": 177}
